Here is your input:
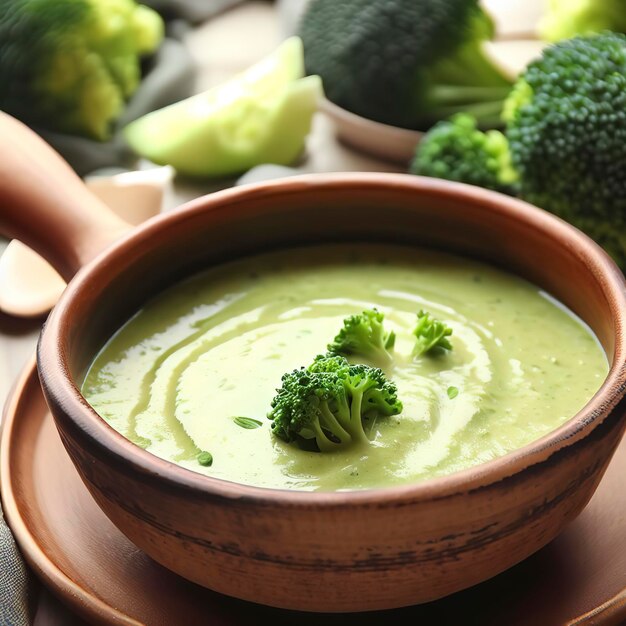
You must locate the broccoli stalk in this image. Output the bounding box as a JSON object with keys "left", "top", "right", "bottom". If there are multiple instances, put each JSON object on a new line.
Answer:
{"left": 327, "top": 309, "right": 396, "bottom": 367}
{"left": 268, "top": 355, "right": 402, "bottom": 452}
{"left": 341, "top": 364, "right": 402, "bottom": 444}
{"left": 414, "top": 311, "right": 453, "bottom": 356}
{"left": 300, "top": 0, "right": 512, "bottom": 129}
{"left": 418, "top": 8, "right": 513, "bottom": 129}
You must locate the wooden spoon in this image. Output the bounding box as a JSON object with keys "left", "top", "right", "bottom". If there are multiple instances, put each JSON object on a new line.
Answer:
{"left": 0, "top": 168, "right": 171, "bottom": 318}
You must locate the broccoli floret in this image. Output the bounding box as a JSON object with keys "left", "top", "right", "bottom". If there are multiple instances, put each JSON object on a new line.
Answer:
{"left": 410, "top": 113, "right": 518, "bottom": 194}
{"left": 268, "top": 355, "right": 402, "bottom": 452}
{"left": 407, "top": 33, "right": 626, "bottom": 268}
{"left": 268, "top": 367, "right": 351, "bottom": 452}
{"left": 540, "top": 0, "right": 626, "bottom": 42}
{"left": 308, "top": 353, "right": 351, "bottom": 374}
{"left": 414, "top": 311, "right": 453, "bottom": 356}
{"left": 0, "top": 0, "right": 164, "bottom": 140}
{"left": 300, "top": 0, "right": 512, "bottom": 129}
{"left": 327, "top": 309, "right": 396, "bottom": 367}
{"left": 504, "top": 33, "right": 626, "bottom": 268}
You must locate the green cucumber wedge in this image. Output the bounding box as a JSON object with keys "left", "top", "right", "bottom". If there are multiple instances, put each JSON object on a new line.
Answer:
{"left": 123, "top": 37, "right": 322, "bottom": 177}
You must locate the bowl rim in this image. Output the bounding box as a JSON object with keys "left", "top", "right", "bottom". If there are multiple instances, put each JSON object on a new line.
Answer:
{"left": 38, "top": 172, "right": 626, "bottom": 505}
{"left": 319, "top": 97, "right": 425, "bottom": 139}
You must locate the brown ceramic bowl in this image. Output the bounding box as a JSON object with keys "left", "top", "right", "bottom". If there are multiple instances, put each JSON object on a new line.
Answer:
{"left": 2, "top": 114, "right": 626, "bottom": 613}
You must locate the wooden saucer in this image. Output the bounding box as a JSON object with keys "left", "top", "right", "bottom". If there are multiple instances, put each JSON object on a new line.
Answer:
{"left": 1, "top": 359, "right": 625, "bottom": 625}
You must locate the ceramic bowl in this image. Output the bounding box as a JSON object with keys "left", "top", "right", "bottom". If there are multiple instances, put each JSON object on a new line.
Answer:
{"left": 3, "top": 114, "right": 626, "bottom": 612}
{"left": 320, "top": 98, "right": 423, "bottom": 164}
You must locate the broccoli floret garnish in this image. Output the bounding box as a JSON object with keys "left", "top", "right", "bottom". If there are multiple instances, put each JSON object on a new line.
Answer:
{"left": 327, "top": 309, "right": 396, "bottom": 367}
{"left": 410, "top": 113, "right": 518, "bottom": 194}
{"left": 299, "top": 0, "right": 512, "bottom": 130}
{"left": 268, "top": 354, "right": 402, "bottom": 452}
{"left": 308, "top": 353, "right": 351, "bottom": 374}
{"left": 0, "top": 0, "right": 163, "bottom": 140}
{"left": 414, "top": 311, "right": 453, "bottom": 356}
{"left": 539, "top": 0, "right": 626, "bottom": 42}
{"left": 504, "top": 32, "right": 626, "bottom": 269}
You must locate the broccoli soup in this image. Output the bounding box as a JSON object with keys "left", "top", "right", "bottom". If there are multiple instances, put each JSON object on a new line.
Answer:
{"left": 82, "top": 244, "right": 607, "bottom": 491}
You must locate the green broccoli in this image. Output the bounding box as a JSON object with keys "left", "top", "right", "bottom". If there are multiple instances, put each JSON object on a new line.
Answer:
{"left": 414, "top": 310, "right": 453, "bottom": 356}
{"left": 299, "top": 0, "right": 512, "bottom": 129}
{"left": 268, "top": 354, "right": 402, "bottom": 452}
{"left": 327, "top": 309, "right": 396, "bottom": 367}
{"left": 408, "top": 33, "right": 626, "bottom": 269}
{"left": 540, "top": 0, "right": 626, "bottom": 42}
{"left": 308, "top": 353, "right": 351, "bottom": 375}
{"left": 504, "top": 32, "right": 626, "bottom": 268}
{"left": 410, "top": 113, "right": 518, "bottom": 194}
{"left": 0, "top": 0, "right": 164, "bottom": 140}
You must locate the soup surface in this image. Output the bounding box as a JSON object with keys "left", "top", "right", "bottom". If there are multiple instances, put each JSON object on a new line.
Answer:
{"left": 82, "top": 244, "right": 607, "bottom": 491}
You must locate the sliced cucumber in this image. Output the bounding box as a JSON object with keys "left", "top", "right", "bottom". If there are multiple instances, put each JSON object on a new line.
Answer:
{"left": 123, "top": 37, "right": 322, "bottom": 177}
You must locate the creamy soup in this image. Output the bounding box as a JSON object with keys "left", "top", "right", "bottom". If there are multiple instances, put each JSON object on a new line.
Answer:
{"left": 82, "top": 244, "right": 607, "bottom": 491}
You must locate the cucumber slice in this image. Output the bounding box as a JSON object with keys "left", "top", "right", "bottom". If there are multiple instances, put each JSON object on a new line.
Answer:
{"left": 123, "top": 37, "right": 322, "bottom": 177}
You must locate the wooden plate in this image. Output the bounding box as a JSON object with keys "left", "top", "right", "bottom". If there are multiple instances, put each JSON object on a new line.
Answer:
{"left": 2, "top": 359, "right": 625, "bottom": 625}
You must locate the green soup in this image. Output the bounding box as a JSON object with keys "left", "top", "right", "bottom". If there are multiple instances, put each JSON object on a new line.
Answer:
{"left": 82, "top": 244, "right": 607, "bottom": 491}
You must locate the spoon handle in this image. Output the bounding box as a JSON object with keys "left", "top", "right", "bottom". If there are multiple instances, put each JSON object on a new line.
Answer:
{"left": 0, "top": 113, "right": 132, "bottom": 281}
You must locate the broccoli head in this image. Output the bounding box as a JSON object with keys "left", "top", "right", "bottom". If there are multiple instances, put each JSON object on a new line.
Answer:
{"left": 410, "top": 113, "right": 518, "bottom": 194}
{"left": 0, "top": 0, "right": 164, "bottom": 140}
{"left": 414, "top": 311, "right": 453, "bottom": 356}
{"left": 299, "top": 0, "right": 512, "bottom": 129}
{"left": 308, "top": 353, "right": 351, "bottom": 375}
{"left": 268, "top": 354, "right": 402, "bottom": 452}
{"left": 504, "top": 32, "right": 626, "bottom": 268}
{"left": 327, "top": 309, "right": 396, "bottom": 367}
{"left": 540, "top": 0, "right": 626, "bottom": 42}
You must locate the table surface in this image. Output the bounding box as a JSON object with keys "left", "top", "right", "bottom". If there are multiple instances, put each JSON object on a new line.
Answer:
{"left": 0, "top": 2, "right": 592, "bottom": 624}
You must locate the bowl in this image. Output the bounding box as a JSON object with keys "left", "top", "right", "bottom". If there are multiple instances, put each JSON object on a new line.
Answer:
{"left": 3, "top": 113, "right": 626, "bottom": 612}
{"left": 320, "top": 98, "right": 423, "bottom": 165}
